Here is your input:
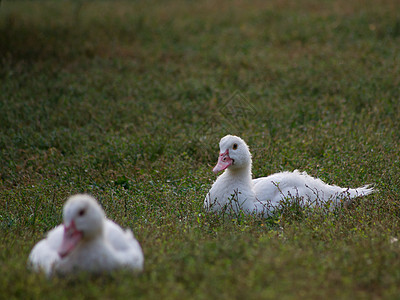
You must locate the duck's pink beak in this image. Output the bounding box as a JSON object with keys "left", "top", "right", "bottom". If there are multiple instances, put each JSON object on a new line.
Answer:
{"left": 58, "top": 220, "right": 82, "bottom": 258}
{"left": 213, "top": 149, "right": 233, "bottom": 174}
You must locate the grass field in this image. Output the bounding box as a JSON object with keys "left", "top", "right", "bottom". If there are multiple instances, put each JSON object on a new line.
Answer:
{"left": 1, "top": 0, "right": 400, "bottom": 298}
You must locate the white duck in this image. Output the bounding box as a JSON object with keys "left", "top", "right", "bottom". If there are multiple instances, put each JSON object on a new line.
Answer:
{"left": 28, "top": 194, "right": 144, "bottom": 277}
{"left": 204, "top": 135, "right": 374, "bottom": 217}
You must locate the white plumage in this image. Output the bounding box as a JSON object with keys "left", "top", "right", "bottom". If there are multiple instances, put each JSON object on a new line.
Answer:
{"left": 205, "top": 135, "right": 374, "bottom": 217}
{"left": 28, "top": 194, "right": 144, "bottom": 277}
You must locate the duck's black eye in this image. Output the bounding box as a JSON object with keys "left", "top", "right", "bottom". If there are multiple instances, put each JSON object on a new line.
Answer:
{"left": 232, "top": 143, "right": 238, "bottom": 150}
{"left": 78, "top": 208, "right": 86, "bottom": 217}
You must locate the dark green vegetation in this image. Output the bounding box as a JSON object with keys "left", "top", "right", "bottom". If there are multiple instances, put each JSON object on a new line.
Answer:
{"left": 1, "top": 0, "right": 400, "bottom": 298}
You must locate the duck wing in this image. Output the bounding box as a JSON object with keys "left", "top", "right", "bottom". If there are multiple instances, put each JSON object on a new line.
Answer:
{"left": 28, "top": 225, "right": 63, "bottom": 276}
{"left": 104, "top": 220, "right": 144, "bottom": 271}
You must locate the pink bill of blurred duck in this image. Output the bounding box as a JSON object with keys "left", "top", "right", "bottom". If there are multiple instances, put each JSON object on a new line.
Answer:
{"left": 58, "top": 220, "right": 83, "bottom": 258}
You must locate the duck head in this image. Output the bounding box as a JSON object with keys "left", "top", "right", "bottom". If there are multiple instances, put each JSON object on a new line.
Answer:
{"left": 213, "top": 135, "right": 252, "bottom": 173}
{"left": 58, "top": 194, "right": 105, "bottom": 258}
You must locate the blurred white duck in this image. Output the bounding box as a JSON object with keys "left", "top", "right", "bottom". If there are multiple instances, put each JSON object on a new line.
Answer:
{"left": 29, "top": 194, "right": 144, "bottom": 277}
{"left": 204, "top": 135, "right": 374, "bottom": 216}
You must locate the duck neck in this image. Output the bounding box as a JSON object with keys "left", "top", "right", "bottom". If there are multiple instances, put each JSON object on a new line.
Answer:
{"left": 226, "top": 162, "right": 252, "bottom": 183}
{"left": 83, "top": 223, "right": 105, "bottom": 243}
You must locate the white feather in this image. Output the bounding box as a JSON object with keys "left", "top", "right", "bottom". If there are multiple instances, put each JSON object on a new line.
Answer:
{"left": 28, "top": 194, "right": 144, "bottom": 277}
{"left": 205, "top": 135, "right": 374, "bottom": 217}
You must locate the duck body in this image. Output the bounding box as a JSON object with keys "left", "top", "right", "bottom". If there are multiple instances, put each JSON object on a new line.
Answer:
{"left": 29, "top": 194, "right": 144, "bottom": 277}
{"left": 205, "top": 167, "right": 257, "bottom": 215}
{"left": 52, "top": 220, "right": 143, "bottom": 276}
{"left": 204, "top": 135, "right": 374, "bottom": 216}
{"left": 253, "top": 170, "right": 372, "bottom": 207}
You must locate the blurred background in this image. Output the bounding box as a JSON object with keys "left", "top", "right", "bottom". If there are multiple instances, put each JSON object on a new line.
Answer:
{"left": 1, "top": 0, "right": 400, "bottom": 298}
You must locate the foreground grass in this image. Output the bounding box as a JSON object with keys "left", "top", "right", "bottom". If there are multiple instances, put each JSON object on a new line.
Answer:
{"left": 1, "top": 0, "right": 400, "bottom": 298}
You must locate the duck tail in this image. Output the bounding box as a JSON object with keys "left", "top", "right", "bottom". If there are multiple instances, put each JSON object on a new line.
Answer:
{"left": 346, "top": 184, "right": 375, "bottom": 198}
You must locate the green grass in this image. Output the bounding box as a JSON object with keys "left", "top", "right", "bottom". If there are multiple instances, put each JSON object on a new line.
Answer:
{"left": 1, "top": 0, "right": 400, "bottom": 298}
